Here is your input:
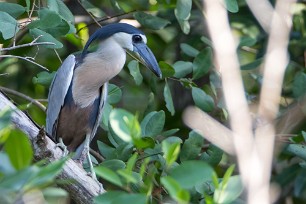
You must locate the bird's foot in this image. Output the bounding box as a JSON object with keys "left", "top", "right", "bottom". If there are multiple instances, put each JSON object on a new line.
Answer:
{"left": 54, "top": 138, "right": 69, "bottom": 156}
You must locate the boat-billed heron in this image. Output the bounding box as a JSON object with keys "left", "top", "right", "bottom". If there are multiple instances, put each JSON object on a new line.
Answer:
{"left": 46, "top": 23, "right": 162, "bottom": 179}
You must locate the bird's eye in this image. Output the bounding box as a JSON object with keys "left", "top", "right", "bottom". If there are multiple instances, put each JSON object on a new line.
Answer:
{"left": 132, "top": 35, "right": 142, "bottom": 43}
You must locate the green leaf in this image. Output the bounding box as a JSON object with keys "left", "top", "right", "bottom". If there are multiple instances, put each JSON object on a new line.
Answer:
{"left": 100, "top": 102, "right": 113, "bottom": 130}
{"left": 95, "top": 191, "right": 147, "bottom": 204}
{"left": 99, "top": 159, "right": 126, "bottom": 171}
{"left": 180, "top": 131, "right": 203, "bottom": 161}
{"left": 97, "top": 141, "right": 115, "bottom": 159}
{"left": 43, "top": 187, "right": 68, "bottom": 202}
{"left": 128, "top": 60, "right": 143, "bottom": 85}
{"left": 173, "top": 61, "right": 193, "bottom": 78}
{"left": 29, "top": 28, "right": 63, "bottom": 49}
{"left": 164, "top": 81, "right": 175, "bottom": 116}
{"left": 109, "top": 109, "right": 134, "bottom": 142}
{"left": 169, "top": 160, "right": 214, "bottom": 189}
{"left": 241, "top": 58, "right": 263, "bottom": 70}
{"left": 200, "top": 145, "right": 223, "bottom": 166}
{"left": 175, "top": 0, "right": 192, "bottom": 34}
{"left": 32, "top": 71, "right": 55, "bottom": 87}
{"left": 107, "top": 84, "right": 122, "bottom": 104}
{"left": 224, "top": 0, "right": 239, "bottom": 13}
{"left": 200, "top": 36, "right": 213, "bottom": 47}
{"left": 4, "top": 130, "right": 33, "bottom": 170}
{"left": 214, "top": 175, "right": 243, "bottom": 203}
{"left": 134, "top": 12, "right": 170, "bottom": 30}
{"left": 193, "top": 47, "right": 213, "bottom": 80}
{"left": 286, "top": 144, "right": 306, "bottom": 161}
{"left": 162, "top": 141, "right": 180, "bottom": 167}
{"left": 175, "top": 0, "right": 192, "bottom": 20}
{"left": 161, "top": 176, "right": 190, "bottom": 204}
{"left": 0, "top": 12, "right": 19, "bottom": 40}
{"left": 293, "top": 72, "right": 306, "bottom": 98}
{"left": 192, "top": 87, "right": 214, "bottom": 112}
{"left": 47, "top": 0, "right": 74, "bottom": 24}
{"left": 0, "top": 3, "right": 25, "bottom": 18}
{"left": 140, "top": 111, "right": 165, "bottom": 137}
{"left": 159, "top": 61, "right": 175, "bottom": 78}
{"left": 25, "top": 158, "right": 66, "bottom": 190}
{"left": 239, "top": 37, "right": 257, "bottom": 47}
{"left": 28, "top": 9, "right": 62, "bottom": 29}
{"left": 133, "top": 137, "right": 155, "bottom": 149}
{"left": 180, "top": 43, "right": 200, "bottom": 57}
{"left": 95, "top": 166, "right": 123, "bottom": 187}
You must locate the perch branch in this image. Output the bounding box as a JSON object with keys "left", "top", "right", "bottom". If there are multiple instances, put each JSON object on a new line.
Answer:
{"left": 0, "top": 86, "right": 46, "bottom": 112}
{"left": 0, "top": 92, "right": 105, "bottom": 204}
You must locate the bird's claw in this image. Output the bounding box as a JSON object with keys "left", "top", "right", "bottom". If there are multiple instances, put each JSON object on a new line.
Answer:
{"left": 55, "top": 138, "right": 68, "bottom": 156}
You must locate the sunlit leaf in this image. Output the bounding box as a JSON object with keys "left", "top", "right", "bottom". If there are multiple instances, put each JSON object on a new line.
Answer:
{"left": 4, "top": 130, "right": 33, "bottom": 170}
{"left": 224, "top": 0, "right": 239, "bottom": 13}
{"left": 161, "top": 176, "right": 190, "bottom": 204}
{"left": 162, "top": 140, "right": 180, "bottom": 167}
{"left": 214, "top": 175, "right": 243, "bottom": 203}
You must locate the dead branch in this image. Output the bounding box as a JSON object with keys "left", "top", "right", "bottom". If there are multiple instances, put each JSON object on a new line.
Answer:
{"left": 0, "top": 92, "right": 105, "bottom": 204}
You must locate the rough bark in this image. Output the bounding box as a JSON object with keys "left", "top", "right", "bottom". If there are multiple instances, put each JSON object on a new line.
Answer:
{"left": 0, "top": 92, "right": 105, "bottom": 204}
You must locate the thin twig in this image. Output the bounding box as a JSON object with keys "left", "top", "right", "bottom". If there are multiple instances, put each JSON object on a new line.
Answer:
{"left": 0, "top": 86, "right": 46, "bottom": 112}
{"left": 77, "top": 0, "right": 102, "bottom": 27}
{"left": 0, "top": 55, "right": 49, "bottom": 71}
{"left": 0, "top": 42, "right": 55, "bottom": 52}
{"left": 89, "top": 149, "right": 105, "bottom": 162}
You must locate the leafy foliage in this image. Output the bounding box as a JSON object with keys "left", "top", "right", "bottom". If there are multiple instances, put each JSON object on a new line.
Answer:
{"left": 0, "top": 0, "right": 305, "bottom": 203}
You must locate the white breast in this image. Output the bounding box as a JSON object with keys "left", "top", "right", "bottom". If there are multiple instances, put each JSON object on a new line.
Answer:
{"left": 72, "top": 37, "right": 126, "bottom": 108}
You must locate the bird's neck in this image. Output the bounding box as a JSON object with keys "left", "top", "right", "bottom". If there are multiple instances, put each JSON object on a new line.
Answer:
{"left": 72, "top": 38, "right": 126, "bottom": 107}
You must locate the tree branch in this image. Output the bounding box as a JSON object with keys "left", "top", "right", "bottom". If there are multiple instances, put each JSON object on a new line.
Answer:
{"left": 0, "top": 92, "right": 105, "bottom": 204}
{"left": 0, "top": 55, "right": 49, "bottom": 71}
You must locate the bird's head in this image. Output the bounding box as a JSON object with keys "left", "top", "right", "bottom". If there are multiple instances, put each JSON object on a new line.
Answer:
{"left": 82, "top": 23, "right": 162, "bottom": 78}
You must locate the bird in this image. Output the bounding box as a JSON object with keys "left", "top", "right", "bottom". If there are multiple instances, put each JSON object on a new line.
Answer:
{"left": 46, "top": 23, "right": 162, "bottom": 179}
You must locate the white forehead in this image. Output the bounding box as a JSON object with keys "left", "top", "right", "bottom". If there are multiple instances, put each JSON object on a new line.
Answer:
{"left": 112, "top": 32, "right": 147, "bottom": 50}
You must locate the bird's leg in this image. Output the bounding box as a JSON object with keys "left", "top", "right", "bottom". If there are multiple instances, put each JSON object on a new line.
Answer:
{"left": 81, "top": 133, "right": 97, "bottom": 180}
{"left": 55, "top": 137, "right": 68, "bottom": 156}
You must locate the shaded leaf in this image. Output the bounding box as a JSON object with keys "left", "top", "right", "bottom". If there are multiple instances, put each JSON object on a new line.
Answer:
{"left": 159, "top": 61, "right": 175, "bottom": 78}
{"left": 29, "top": 28, "right": 63, "bottom": 49}
{"left": 293, "top": 72, "right": 306, "bottom": 98}
{"left": 32, "top": 71, "right": 55, "bottom": 87}
{"left": 0, "top": 12, "right": 19, "bottom": 40}
{"left": 180, "top": 131, "right": 203, "bottom": 161}
{"left": 97, "top": 141, "right": 115, "bottom": 159}
{"left": 193, "top": 47, "right": 213, "bottom": 80}
{"left": 192, "top": 87, "right": 214, "bottom": 112}
{"left": 173, "top": 61, "right": 193, "bottom": 78}
{"left": 107, "top": 84, "right": 122, "bottom": 104}
{"left": 180, "top": 43, "right": 199, "bottom": 57}
{"left": 0, "top": 3, "right": 25, "bottom": 18}
{"left": 128, "top": 60, "right": 143, "bottom": 85}
{"left": 200, "top": 145, "right": 223, "bottom": 166}
{"left": 28, "top": 9, "right": 62, "bottom": 29}
{"left": 140, "top": 111, "right": 165, "bottom": 137}
{"left": 95, "top": 191, "right": 147, "bottom": 204}
{"left": 169, "top": 160, "right": 214, "bottom": 189}
{"left": 286, "top": 144, "right": 306, "bottom": 161}
{"left": 164, "top": 81, "right": 175, "bottom": 116}
{"left": 241, "top": 58, "right": 263, "bottom": 70}
{"left": 134, "top": 12, "right": 170, "bottom": 30}
{"left": 95, "top": 166, "right": 123, "bottom": 187}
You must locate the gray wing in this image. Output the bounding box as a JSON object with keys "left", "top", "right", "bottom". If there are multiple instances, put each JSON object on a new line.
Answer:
{"left": 46, "top": 54, "right": 76, "bottom": 138}
{"left": 91, "top": 81, "right": 109, "bottom": 141}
